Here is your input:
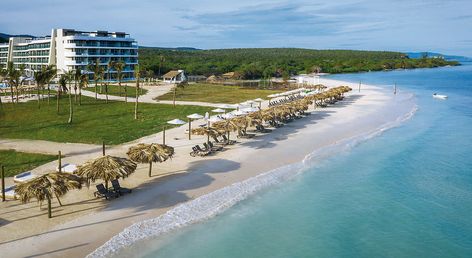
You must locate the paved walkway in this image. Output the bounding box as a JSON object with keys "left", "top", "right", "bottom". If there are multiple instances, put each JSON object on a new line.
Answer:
{"left": 80, "top": 84, "right": 228, "bottom": 108}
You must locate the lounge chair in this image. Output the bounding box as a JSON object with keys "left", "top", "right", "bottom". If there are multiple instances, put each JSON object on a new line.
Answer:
{"left": 94, "top": 183, "right": 119, "bottom": 200}
{"left": 56, "top": 163, "right": 78, "bottom": 173}
{"left": 268, "top": 120, "right": 282, "bottom": 128}
{"left": 237, "top": 131, "right": 256, "bottom": 139}
{"left": 208, "top": 141, "right": 223, "bottom": 151}
{"left": 196, "top": 144, "right": 212, "bottom": 155}
{"left": 190, "top": 145, "right": 211, "bottom": 157}
{"left": 256, "top": 125, "right": 271, "bottom": 133}
{"left": 190, "top": 146, "right": 199, "bottom": 157}
{"left": 111, "top": 179, "right": 132, "bottom": 195}
{"left": 221, "top": 135, "right": 236, "bottom": 145}
{"left": 13, "top": 171, "right": 38, "bottom": 183}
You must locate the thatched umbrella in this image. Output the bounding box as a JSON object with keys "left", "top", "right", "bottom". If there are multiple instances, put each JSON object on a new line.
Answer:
{"left": 212, "top": 119, "right": 238, "bottom": 140}
{"left": 76, "top": 155, "right": 137, "bottom": 188}
{"left": 192, "top": 127, "right": 221, "bottom": 143}
{"left": 15, "top": 172, "right": 83, "bottom": 218}
{"left": 127, "top": 143, "right": 175, "bottom": 177}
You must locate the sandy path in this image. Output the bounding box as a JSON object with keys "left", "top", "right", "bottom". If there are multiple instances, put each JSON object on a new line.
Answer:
{"left": 0, "top": 139, "right": 100, "bottom": 156}
{"left": 80, "top": 84, "right": 233, "bottom": 107}
{"left": 0, "top": 78, "right": 414, "bottom": 257}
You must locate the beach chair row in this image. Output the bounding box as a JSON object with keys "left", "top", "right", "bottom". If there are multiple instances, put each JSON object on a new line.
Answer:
{"left": 268, "top": 95, "right": 304, "bottom": 107}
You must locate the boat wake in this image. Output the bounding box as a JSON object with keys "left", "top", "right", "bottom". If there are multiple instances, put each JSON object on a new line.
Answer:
{"left": 88, "top": 104, "right": 418, "bottom": 258}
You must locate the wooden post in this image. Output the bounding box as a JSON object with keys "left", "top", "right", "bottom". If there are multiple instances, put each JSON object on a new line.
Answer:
{"left": 47, "top": 197, "right": 52, "bottom": 218}
{"left": 1, "top": 166, "right": 5, "bottom": 202}
{"left": 207, "top": 121, "right": 211, "bottom": 143}
{"left": 188, "top": 119, "right": 192, "bottom": 140}
{"left": 163, "top": 126, "right": 166, "bottom": 145}
{"left": 148, "top": 162, "right": 152, "bottom": 177}
{"left": 102, "top": 141, "right": 105, "bottom": 156}
{"left": 58, "top": 151, "right": 62, "bottom": 173}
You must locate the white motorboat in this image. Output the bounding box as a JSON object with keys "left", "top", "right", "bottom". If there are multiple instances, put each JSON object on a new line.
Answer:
{"left": 433, "top": 93, "right": 448, "bottom": 99}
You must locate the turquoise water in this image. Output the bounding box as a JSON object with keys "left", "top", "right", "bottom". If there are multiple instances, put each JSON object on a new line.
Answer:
{"left": 132, "top": 64, "right": 472, "bottom": 257}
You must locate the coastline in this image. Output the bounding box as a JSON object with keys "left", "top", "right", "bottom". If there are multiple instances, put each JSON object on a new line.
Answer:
{"left": 0, "top": 78, "right": 417, "bottom": 257}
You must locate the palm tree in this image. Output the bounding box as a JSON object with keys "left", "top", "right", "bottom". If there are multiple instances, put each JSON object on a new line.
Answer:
{"left": 5, "top": 62, "right": 16, "bottom": 103}
{"left": 172, "top": 81, "right": 187, "bottom": 107}
{"left": 74, "top": 69, "right": 82, "bottom": 103}
{"left": 76, "top": 155, "right": 137, "bottom": 189}
{"left": 78, "top": 72, "right": 88, "bottom": 105}
{"left": 0, "top": 67, "right": 5, "bottom": 107}
{"left": 5, "top": 62, "right": 25, "bottom": 104}
{"left": 106, "top": 61, "right": 116, "bottom": 104}
{"left": 65, "top": 70, "right": 75, "bottom": 124}
{"left": 33, "top": 65, "right": 56, "bottom": 109}
{"left": 134, "top": 65, "right": 140, "bottom": 119}
{"left": 57, "top": 74, "right": 67, "bottom": 113}
{"left": 44, "top": 65, "right": 57, "bottom": 105}
{"left": 127, "top": 143, "right": 174, "bottom": 177}
{"left": 34, "top": 67, "right": 48, "bottom": 109}
{"left": 158, "top": 55, "right": 165, "bottom": 78}
{"left": 114, "top": 61, "right": 126, "bottom": 100}
{"left": 15, "top": 172, "right": 82, "bottom": 218}
{"left": 88, "top": 60, "right": 103, "bottom": 100}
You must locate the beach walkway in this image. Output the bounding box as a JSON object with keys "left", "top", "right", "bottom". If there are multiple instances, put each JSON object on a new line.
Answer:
{"left": 80, "top": 84, "right": 231, "bottom": 107}
{"left": 0, "top": 139, "right": 100, "bottom": 156}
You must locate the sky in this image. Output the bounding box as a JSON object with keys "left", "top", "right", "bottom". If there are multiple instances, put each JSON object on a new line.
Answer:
{"left": 1, "top": 0, "right": 471, "bottom": 56}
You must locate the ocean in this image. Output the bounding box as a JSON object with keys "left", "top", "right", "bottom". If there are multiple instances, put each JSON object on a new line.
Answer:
{"left": 116, "top": 63, "right": 472, "bottom": 258}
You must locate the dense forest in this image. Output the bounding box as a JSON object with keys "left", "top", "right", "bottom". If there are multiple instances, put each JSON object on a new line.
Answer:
{"left": 139, "top": 48, "right": 458, "bottom": 79}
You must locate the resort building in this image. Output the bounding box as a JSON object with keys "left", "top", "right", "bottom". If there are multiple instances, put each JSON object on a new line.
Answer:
{"left": 162, "top": 70, "right": 186, "bottom": 83}
{"left": 0, "top": 28, "right": 138, "bottom": 80}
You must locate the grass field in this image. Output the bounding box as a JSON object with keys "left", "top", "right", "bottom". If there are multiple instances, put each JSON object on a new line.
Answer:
{"left": 0, "top": 150, "right": 57, "bottom": 177}
{"left": 156, "top": 83, "right": 282, "bottom": 103}
{"left": 85, "top": 85, "right": 148, "bottom": 98}
{"left": 0, "top": 96, "right": 212, "bottom": 144}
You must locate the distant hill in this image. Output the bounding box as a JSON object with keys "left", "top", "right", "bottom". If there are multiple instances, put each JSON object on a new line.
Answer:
{"left": 407, "top": 52, "right": 471, "bottom": 62}
{"left": 140, "top": 46, "right": 201, "bottom": 51}
{"left": 139, "top": 48, "right": 459, "bottom": 79}
{"left": 0, "top": 32, "right": 37, "bottom": 43}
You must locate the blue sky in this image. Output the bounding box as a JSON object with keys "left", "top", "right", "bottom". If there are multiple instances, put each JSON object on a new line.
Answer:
{"left": 1, "top": 0, "right": 471, "bottom": 56}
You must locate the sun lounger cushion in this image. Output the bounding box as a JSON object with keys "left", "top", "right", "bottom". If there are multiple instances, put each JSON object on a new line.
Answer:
{"left": 13, "top": 171, "right": 38, "bottom": 183}
{"left": 4, "top": 185, "right": 17, "bottom": 200}
{"left": 56, "top": 163, "right": 78, "bottom": 173}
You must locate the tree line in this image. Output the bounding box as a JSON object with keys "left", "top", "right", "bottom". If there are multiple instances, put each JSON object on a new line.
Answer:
{"left": 139, "top": 48, "right": 459, "bottom": 80}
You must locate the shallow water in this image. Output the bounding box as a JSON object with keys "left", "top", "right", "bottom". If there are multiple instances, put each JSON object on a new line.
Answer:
{"left": 120, "top": 64, "right": 472, "bottom": 258}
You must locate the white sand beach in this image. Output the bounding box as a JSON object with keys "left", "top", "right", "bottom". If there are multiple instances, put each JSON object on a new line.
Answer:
{"left": 0, "top": 78, "right": 416, "bottom": 257}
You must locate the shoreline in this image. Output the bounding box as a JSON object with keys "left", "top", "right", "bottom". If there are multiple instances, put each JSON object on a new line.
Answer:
{"left": 0, "top": 78, "right": 416, "bottom": 257}
{"left": 92, "top": 96, "right": 418, "bottom": 257}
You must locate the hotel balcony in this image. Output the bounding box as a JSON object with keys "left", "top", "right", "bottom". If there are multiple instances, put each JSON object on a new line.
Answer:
{"left": 63, "top": 43, "right": 138, "bottom": 49}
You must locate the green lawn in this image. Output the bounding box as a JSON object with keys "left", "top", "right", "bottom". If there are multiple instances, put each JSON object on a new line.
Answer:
{"left": 0, "top": 96, "right": 212, "bottom": 144}
{"left": 0, "top": 150, "right": 57, "bottom": 177}
{"left": 1, "top": 88, "right": 58, "bottom": 97}
{"left": 85, "top": 85, "right": 148, "bottom": 98}
{"left": 156, "top": 83, "right": 282, "bottom": 104}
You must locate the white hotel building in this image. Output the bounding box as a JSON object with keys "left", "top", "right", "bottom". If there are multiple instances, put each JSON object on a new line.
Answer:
{"left": 0, "top": 28, "right": 138, "bottom": 80}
